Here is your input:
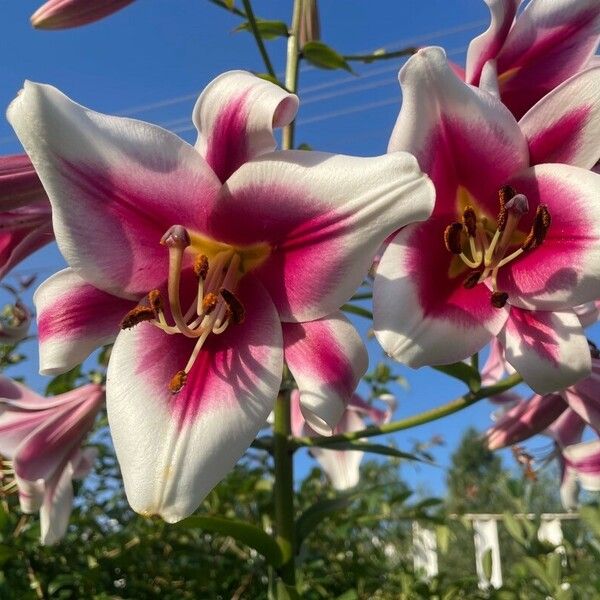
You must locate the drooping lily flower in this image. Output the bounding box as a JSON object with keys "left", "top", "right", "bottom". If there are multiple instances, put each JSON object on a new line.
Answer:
{"left": 31, "top": 0, "right": 134, "bottom": 30}
{"left": 8, "top": 71, "right": 434, "bottom": 521}
{"left": 0, "top": 155, "right": 53, "bottom": 281}
{"left": 374, "top": 47, "right": 600, "bottom": 394}
{"left": 466, "top": 0, "right": 600, "bottom": 119}
{"left": 291, "top": 390, "right": 395, "bottom": 490}
{"left": 0, "top": 377, "right": 103, "bottom": 544}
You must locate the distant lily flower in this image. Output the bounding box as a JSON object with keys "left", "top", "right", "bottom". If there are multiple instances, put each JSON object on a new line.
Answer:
{"left": 31, "top": 0, "right": 134, "bottom": 30}
{"left": 561, "top": 440, "right": 600, "bottom": 509}
{"left": 0, "top": 155, "right": 53, "bottom": 281}
{"left": 291, "top": 390, "right": 395, "bottom": 490}
{"left": 466, "top": 0, "right": 600, "bottom": 118}
{"left": 8, "top": 71, "right": 434, "bottom": 522}
{"left": 374, "top": 47, "right": 600, "bottom": 394}
{"left": 0, "top": 377, "right": 103, "bottom": 545}
{"left": 0, "top": 301, "right": 31, "bottom": 343}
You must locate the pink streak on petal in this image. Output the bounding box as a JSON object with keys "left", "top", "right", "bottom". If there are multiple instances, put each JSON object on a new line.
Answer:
{"left": 37, "top": 282, "right": 135, "bottom": 342}
{"left": 134, "top": 276, "right": 280, "bottom": 428}
{"left": 527, "top": 105, "right": 592, "bottom": 166}
{"left": 204, "top": 93, "right": 250, "bottom": 183}
{"left": 505, "top": 308, "right": 560, "bottom": 366}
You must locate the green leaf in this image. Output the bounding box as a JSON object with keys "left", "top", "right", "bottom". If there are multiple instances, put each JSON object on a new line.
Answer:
{"left": 521, "top": 557, "right": 553, "bottom": 591}
{"left": 178, "top": 515, "right": 283, "bottom": 567}
{"left": 235, "top": 19, "right": 289, "bottom": 40}
{"left": 0, "top": 545, "right": 14, "bottom": 567}
{"left": 341, "top": 303, "right": 372, "bottom": 320}
{"left": 308, "top": 440, "right": 426, "bottom": 462}
{"left": 432, "top": 362, "right": 481, "bottom": 392}
{"left": 302, "top": 41, "right": 354, "bottom": 72}
{"left": 482, "top": 548, "right": 493, "bottom": 582}
{"left": 503, "top": 512, "right": 526, "bottom": 545}
{"left": 580, "top": 505, "right": 600, "bottom": 538}
{"left": 335, "top": 591, "right": 358, "bottom": 600}
{"left": 437, "top": 524, "right": 450, "bottom": 555}
{"left": 45, "top": 365, "right": 82, "bottom": 396}
{"left": 546, "top": 552, "right": 561, "bottom": 587}
{"left": 296, "top": 496, "right": 350, "bottom": 548}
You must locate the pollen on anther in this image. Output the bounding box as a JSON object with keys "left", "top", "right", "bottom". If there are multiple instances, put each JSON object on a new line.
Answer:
{"left": 120, "top": 306, "right": 156, "bottom": 329}
{"left": 463, "top": 271, "right": 482, "bottom": 289}
{"left": 462, "top": 206, "right": 477, "bottom": 238}
{"left": 522, "top": 205, "right": 551, "bottom": 251}
{"left": 148, "top": 289, "right": 163, "bottom": 312}
{"left": 169, "top": 370, "right": 187, "bottom": 394}
{"left": 497, "top": 185, "right": 516, "bottom": 231}
{"left": 491, "top": 291, "right": 509, "bottom": 308}
{"left": 202, "top": 292, "right": 218, "bottom": 315}
{"left": 220, "top": 288, "right": 245, "bottom": 324}
{"left": 443, "top": 222, "right": 464, "bottom": 254}
{"left": 194, "top": 254, "right": 209, "bottom": 280}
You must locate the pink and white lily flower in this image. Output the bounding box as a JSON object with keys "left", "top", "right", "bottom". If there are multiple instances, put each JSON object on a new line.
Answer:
{"left": 466, "top": 0, "right": 600, "bottom": 119}
{"left": 374, "top": 47, "right": 600, "bottom": 394}
{"left": 291, "top": 389, "right": 395, "bottom": 491}
{"left": 0, "top": 155, "right": 53, "bottom": 281}
{"left": 8, "top": 71, "right": 434, "bottom": 521}
{"left": 0, "top": 377, "right": 103, "bottom": 544}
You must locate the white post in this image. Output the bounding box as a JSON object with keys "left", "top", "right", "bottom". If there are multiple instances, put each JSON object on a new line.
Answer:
{"left": 412, "top": 522, "right": 438, "bottom": 579}
{"left": 473, "top": 518, "right": 502, "bottom": 589}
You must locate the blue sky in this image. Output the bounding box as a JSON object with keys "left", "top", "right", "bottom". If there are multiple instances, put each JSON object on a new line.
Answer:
{"left": 2, "top": 1, "right": 593, "bottom": 496}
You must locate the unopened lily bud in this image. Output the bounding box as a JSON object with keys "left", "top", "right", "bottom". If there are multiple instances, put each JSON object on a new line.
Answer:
{"left": 299, "top": 0, "right": 320, "bottom": 48}
{"left": 0, "top": 154, "right": 46, "bottom": 211}
{"left": 31, "top": 0, "right": 134, "bottom": 30}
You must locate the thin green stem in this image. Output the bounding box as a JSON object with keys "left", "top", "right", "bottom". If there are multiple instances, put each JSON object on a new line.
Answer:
{"left": 343, "top": 46, "right": 417, "bottom": 63}
{"left": 282, "top": 0, "right": 304, "bottom": 149}
{"left": 471, "top": 352, "right": 479, "bottom": 371}
{"left": 273, "top": 391, "right": 297, "bottom": 597}
{"left": 208, "top": 0, "right": 247, "bottom": 18}
{"left": 241, "top": 0, "right": 278, "bottom": 80}
{"left": 293, "top": 373, "right": 523, "bottom": 449}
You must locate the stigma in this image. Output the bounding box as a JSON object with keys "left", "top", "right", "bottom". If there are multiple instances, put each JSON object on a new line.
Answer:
{"left": 443, "top": 186, "right": 551, "bottom": 308}
{"left": 120, "top": 224, "right": 247, "bottom": 394}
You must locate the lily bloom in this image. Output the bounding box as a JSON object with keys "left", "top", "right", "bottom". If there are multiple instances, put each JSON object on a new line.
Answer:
{"left": 8, "top": 71, "right": 434, "bottom": 521}
{"left": 466, "top": 0, "right": 600, "bottom": 119}
{"left": 0, "top": 155, "right": 53, "bottom": 281}
{"left": 0, "top": 377, "right": 103, "bottom": 544}
{"left": 291, "top": 390, "right": 395, "bottom": 490}
{"left": 374, "top": 47, "right": 600, "bottom": 394}
{"left": 31, "top": 0, "right": 134, "bottom": 30}
{"left": 0, "top": 301, "right": 31, "bottom": 343}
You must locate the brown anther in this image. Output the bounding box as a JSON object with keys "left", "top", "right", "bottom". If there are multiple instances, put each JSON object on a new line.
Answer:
{"left": 220, "top": 288, "right": 245, "bottom": 324}
{"left": 120, "top": 306, "right": 156, "bottom": 329}
{"left": 462, "top": 206, "right": 477, "bottom": 238}
{"left": 148, "top": 289, "right": 163, "bottom": 313}
{"left": 160, "top": 225, "right": 191, "bottom": 249}
{"left": 463, "top": 270, "right": 483, "bottom": 289}
{"left": 168, "top": 370, "right": 187, "bottom": 394}
{"left": 522, "top": 204, "right": 551, "bottom": 251}
{"left": 443, "top": 222, "right": 464, "bottom": 254}
{"left": 194, "top": 254, "right": 209, "bottom": 280}
{"left": 496, "top": 185, "right": 516, "bottom": 231}
{"left": 202, "top": 292, "right": 218, "bottom": 315}
{"left": 491, "top": 291, "right": 509, "bottom": 308}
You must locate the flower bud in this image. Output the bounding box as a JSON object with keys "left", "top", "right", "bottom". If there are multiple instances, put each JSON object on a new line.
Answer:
{"left": 31, "top": 0, "right": 134, "bottom": 30}
{"left": 299, "top": 0, "right": 320, "bottom": 48}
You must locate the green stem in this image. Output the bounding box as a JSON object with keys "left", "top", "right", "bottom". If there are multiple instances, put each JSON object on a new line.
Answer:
{"left": 208, "top": 0, "right": 247, "bottom": 18}
{"left": 343, "top": 46, "right": 417, "bottom": 63}
{"left": 241, "top": 0, "right": 278, "bottom": 80}
{"left": 273, "top": 391, "right": 297, "bottom": 597}
{"left": 293, "top": 373, "right": 523, "bottom": 448}
{"left": 282, "top": 0, "right": 304, "bottom": 149}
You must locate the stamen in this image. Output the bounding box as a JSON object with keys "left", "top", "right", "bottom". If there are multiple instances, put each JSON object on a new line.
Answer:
{"left": 220, "top": 288, "right": 245, "bottom": 324}
{"left": 148, "top": 289, "right": 162, "bottom": 312}
{"left": 463, "top": 271, "right": 483, "bottom": 289}
{"left": 496, "top": 185, "right": 516, "bottom": 231}
{"left": 169, "top": 370, "right": 187, "bottom": 394}
{"left": 194, "top": 254, "right": 209, "bottom": 280}
{"left": 522, "top": 204, "right": 551, "bottom": 251}
{"left": 444, "top": 222, "right": 463, "bottom": 254}
{"left": 491, "top": 291, "right": 509, "bottom": 308}
{"left": 121, "top": 306, "right": 156, "bottom": 329}
{"left": 462, "top": 206, "right": 477, "bottom": 238}
{"left": 202, "top": 292, "right": 218, "bottom": 315}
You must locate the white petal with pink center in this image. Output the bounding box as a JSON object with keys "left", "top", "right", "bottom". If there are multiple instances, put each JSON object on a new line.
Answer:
{"left": 106, "top": 277, "right": 283, "bottom": 522}
{"left": 34, "top": 269, "right": 137, "bottom": 375}
{"left": 499, "top": 307, "right": 591, "bottom": 394}
{"left": 193, "top": 70, "right": 298, "bottom": 182}
{"left": 563, "top": 440, "right": 600, "bottom": 492}
{"left": 282, "top": 312, "right": 368, "bottom": 436}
